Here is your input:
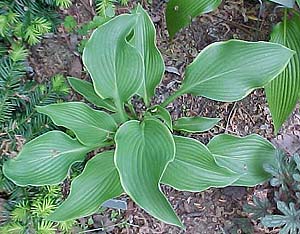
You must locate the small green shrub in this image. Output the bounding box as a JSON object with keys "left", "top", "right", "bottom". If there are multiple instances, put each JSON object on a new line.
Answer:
{"left": 63, "top": 15, "right": 77, "bottom": 33}
{"left": 0, "top": 185, "right": 78, "bottom": 233}
{"left": 95, "top": 0, "right": 129, "bottom": 17}
{"left": 244, "top": 151, "right": 300, "bottom": 234}
{"left": 3, "top": 5, "right": 295, "bottom": 227}
{"left": 0, "top": 0, "right": 72, "bottom": 46}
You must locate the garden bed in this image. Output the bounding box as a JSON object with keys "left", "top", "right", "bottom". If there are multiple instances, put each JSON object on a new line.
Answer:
{"left": 2, "top": 0, "right": 300, "bottom": 233}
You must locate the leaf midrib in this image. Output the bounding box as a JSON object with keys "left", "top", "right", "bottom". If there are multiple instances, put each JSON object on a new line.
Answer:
{"left": 20, "top": 147, "right": 88, "bottom": 163}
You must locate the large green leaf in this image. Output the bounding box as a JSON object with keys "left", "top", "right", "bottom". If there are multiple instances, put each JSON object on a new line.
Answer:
{"left": 166, "top": 0, "right": 222, "bottom": 38}
{"left": 207, "top": 134, "right": 276, "bottom": 186}
{"left": 3, "top": 131, "right": 90, "bottom": 186}
{"left": 178, "top": 40, "right": 294, "bottom": 102}
{"left": 132, "top": 5, "right": 165, "bottom": 106}
{"left": 173, "top": 117, "right": 220, "bottom": 133}
{"left": 265, "top": 17, "right": 300, "bottom": 132}
{"left": 37, "top": 102, "right": 117, "bottom": 147}
{"left": 115, "top": 118, "right": 182, "bottom": 227}
{"left": 162, "top": 136, "right": 239, "bottom": 191}
{"left": 68, "top": 77, "right": 116, "bottom": 112}
{"left": 48, "top": 151, "right": 123, "bottom": 221}
{"left": 83, "top": 14, "right": 143, "bottom": 104}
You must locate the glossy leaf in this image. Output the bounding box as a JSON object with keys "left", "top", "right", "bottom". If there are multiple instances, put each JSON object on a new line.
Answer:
{"left": 115, "top": 118, "right": 182, "bottom": 227}
{"left": 265, "top": 17, "right": 300, "bottom": 132}
{"left": 208, "top": 134, "right": 276, "bottom": 186}
{"left": 166, "top": 0, "right": 222, "bottom": 38}
{"left": 149, "top": 105, "right": 172, "bottom": 130}
{"left": 68, "top": 77, "right": 116, "bottom": 112}
{"left": 83, "top": 14, "right": 143, "bottom": 103}
{"left": 268, "top": 0, "right": 295, "bottom": 8}
{"left": 162, "top": 136, "right": 240, "bottom": 191}
{"left": 37, "top": 102, "right": 117, "bottom": 147}
{"left": 179, "top": 40, "right": 294, "bottom": 102}
{"left": 173, "top": 116, "right": 220, "bottom": 133}
{"left": 3, "top": 131, "right": 90, "bottom": 186}
{"left": 48, "top": 151, "right": 123, "bottom": 221}
{"left": 132, "top": 5, "right": 165, "bottom": 105}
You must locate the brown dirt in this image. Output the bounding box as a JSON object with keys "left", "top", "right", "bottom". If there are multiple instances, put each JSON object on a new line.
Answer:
{"left": 25, "top": 0, "right": 300, "bottom": 233}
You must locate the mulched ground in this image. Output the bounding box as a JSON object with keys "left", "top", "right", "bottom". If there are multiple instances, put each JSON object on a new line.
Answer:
{"left": 26, "top": 0, "right": 300, "bottom": 233}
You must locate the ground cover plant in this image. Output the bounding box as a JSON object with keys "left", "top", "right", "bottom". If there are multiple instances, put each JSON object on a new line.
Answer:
{"left": 0, "top": 0, "right": 72, "bottom": 46}
{"left": 244, "top": 151, "right": 300, "bottom": 233}
{"left": 0, "top": 1, "right": 81, "bottom": 232}
{"left": 2, "top": 4, "right": 297, "bottom": 228}
{"left": 0, "top": 185, "right": 77, "bottom": 233}
{"left": 166, "top": 0, "right": 300, "bottom": 133}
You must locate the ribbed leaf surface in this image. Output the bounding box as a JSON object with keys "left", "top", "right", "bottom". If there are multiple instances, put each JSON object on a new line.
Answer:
{"left": 68, "top": 77, "right": 116, "bottom": 111}
{"left": 3, "top": 131, "right": 90, "bottom": 186}
{"left": 208, "top": 134, "right": 276, "bottom": 186}
{"left": 173, "top": 117, "right": 220, "bottom": 133}
{"left": 179, "top": 40, "right": 294, "bottom": 102}
{"left": 269, "top": 0, "right": 295, "bottom": 7}
{"left": 115, "top": 118, "right": 182, "bottom": 227}
{"left": 37, "top": 102, "right": 117, "bottom": 147}
{"left": 166, "top": 0, "right": 221, "bottom": 38}
{"left": 162, "top": 136, "right": 239, "bottom": 191}
{"left": 48, "top": 151, "right": 123, "bottom": 221}
{"left": 132, "top": 5, "right": 165, "bottom": 105}
{"left": 83, "top": 14, "right": 143, "bottom": 103}
{"left": 265, "top": 17, "right": 300, "bottom": 132}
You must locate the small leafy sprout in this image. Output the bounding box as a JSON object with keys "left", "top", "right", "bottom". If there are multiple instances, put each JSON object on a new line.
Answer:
{"left": 262, "top": 202, "right": 300, "bottom": 234}
{"left": 55, "top": 0, "right": 73, "bottom": 8}
{"left": 31, "top": 197, "right": 57, "bottom": 217}
{"left": 243, "top": 196, "right": 272, "bottom": 220}
{"left": 3, "top": 5, "right": 294, "bottom": 227}
{"left": 63, "top": 15, "right": 77, "bottom": 33}
{"left": 11, "top": 201, "right": 29, "bottom": 222}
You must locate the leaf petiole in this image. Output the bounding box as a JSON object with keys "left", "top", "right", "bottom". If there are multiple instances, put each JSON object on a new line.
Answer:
{"left": 161, "top": 89, "right": 185, "bottom": 107}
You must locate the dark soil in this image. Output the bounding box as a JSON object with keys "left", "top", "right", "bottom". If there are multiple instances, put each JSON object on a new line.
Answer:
{"left": 25, "top": 0, "right": 300, "bottom": 233}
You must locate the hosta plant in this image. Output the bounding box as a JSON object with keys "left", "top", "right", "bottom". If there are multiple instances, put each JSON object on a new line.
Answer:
{"left": 265, "top": 15, "right": 300, "bottom": 133}
{"left": 3, "top": 5, "right": 295, "bottom": 227}
{"left": 166, "top": 0, "right": 300, "bottom": 133}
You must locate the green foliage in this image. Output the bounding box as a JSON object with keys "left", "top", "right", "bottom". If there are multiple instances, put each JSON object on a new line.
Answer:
{"left": 63, "top": 15, "right": 77, "bottom": 33}
{"left": 166, "top": 0, "right": 222, "bottom": 38}
{"left": 166, "top": 0, "right": 299, "bottom": 37}
{"left": 165, "top": 1, "right": 300, "bottom": 132}
{"left": 54, "top": 0, "right": 72, "bottom": 8}
{"left": 244, "top": 152, "right": 300, "bottom": 234}
{"left": 0, "top": 54, "right": 26, "bottom": 125}
{"left": 173, "top": 117, "right": 220, "bottom": 133}
{"left": 0, "top": 1, "right": 75, "bottom": 233}
{"left": 0, "top": 72, "right": 69, "bottom": 151}
{"left": 3, "top": 5, "right": 294, "bottom": 227}
{"left": 75, "top": 16, "right": 109, "bottom": 53}
{"left": 95, "top": 0, "right": 129, "bottom": 17}
{"left": 0, "top": 0, "right": 72, "bottom": 46}
{"left": 265, "top": 15, "right": 300, "bottom": 133}
{"left": 0, "top": 185, "right": 79, "bottom": 233}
